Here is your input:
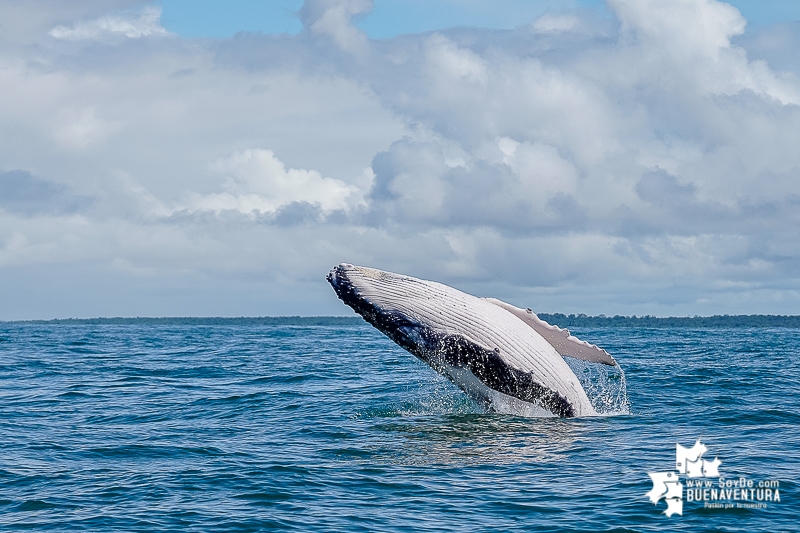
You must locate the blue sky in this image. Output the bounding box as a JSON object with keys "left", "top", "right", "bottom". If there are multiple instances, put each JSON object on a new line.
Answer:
{"left": 157, "top": 0, "right": 800, "bottom": 38}
{"left": 2, "top": 0, "right": 800, "bottom": 319}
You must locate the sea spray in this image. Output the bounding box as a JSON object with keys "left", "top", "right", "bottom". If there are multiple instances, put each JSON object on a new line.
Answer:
{"left": 565, "top": 357, "right": 631, "bottom": 415}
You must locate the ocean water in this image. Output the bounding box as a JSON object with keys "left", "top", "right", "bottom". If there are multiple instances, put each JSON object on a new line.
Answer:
{"left": 0, "top": 318, "right": 797, "bottom": 532}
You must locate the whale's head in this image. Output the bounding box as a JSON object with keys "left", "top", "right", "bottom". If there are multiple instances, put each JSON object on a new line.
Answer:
{"left": 327, "top": 262, "right": 451, "bottom": 317}
{"left": 326, "top": 263, "right": 390, "bottom": 296}
{"left": 326, "top": 263, "right": 388, "bottom": 316}
{"left": 326, "top": 263, "right": 423, "bottom": 313}
{"left": 326, "top": 263, "right": 438, "bottom": 355}
{"left": 326, "top": 263, "right": 377, "bottom": 308}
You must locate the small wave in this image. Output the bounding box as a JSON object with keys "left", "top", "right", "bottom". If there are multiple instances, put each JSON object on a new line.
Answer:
{"left": 15, "top": 499, "right": 60, "bottom": 511}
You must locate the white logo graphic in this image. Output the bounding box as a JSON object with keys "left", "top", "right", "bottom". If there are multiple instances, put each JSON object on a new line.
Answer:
{"left": 646, "top": 439, "right": 780, "bottom": 516}
{"left": 675, "top": 440, "right": 721, "bottom": 478}
{"left": 646, "top": 439, "right": 721, "bottom": 517}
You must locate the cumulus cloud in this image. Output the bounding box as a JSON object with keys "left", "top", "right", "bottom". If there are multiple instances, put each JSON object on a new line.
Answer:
{"left": 366, "top": 133, "right": 584, "bottom": 232}
{"left": 2, "top": 0, "right": 800, "bottom": 318}
{"left": 49, "top": 6, "right": 168, "bottom": 41}
{"left": 0, "top": 1, "right": 142, "bottom": 43}
{"left": 610, "top": 0, "right": 799, "bottom": 104}
{"left": 611, "top": 0, "right": 746, "bottom": 55}
{"left": 183, "top": 148, "right": 370, "bottom": 218}
{"left": 298, "top": 0, "right": 372, "bottom": 54}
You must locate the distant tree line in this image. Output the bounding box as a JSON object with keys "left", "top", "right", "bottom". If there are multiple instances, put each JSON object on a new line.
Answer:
{"left": 536, "top": 313, "right": 800, "bottom": 328}
{"left": 5, "top": 314, "right": 800, "bottom": 328}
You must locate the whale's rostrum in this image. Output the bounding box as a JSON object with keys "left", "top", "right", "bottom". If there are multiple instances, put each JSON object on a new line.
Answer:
{"left": 327, "top": 263, "right": 617, "bottom": 418}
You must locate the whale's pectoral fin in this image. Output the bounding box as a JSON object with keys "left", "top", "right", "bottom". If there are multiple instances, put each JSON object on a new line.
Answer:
{"left": 482, "top": 298, "right": 617, "bottom": 366}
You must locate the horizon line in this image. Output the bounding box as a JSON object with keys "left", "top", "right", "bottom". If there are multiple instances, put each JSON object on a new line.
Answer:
{"left": 4, "top": 314, "right": 800, "bottom": 327}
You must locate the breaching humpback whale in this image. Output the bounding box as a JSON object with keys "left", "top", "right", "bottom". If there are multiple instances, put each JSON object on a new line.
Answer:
{"left": 327, "top": 263, "right": 617, "bottom": 418}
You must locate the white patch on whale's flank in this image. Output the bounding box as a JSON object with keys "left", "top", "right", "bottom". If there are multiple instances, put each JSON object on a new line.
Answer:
{"left": 444, "top": 365, "right": 555, "bottom": 418}
{"left": 327, "top": 263, "right": 618, "bottom": 418}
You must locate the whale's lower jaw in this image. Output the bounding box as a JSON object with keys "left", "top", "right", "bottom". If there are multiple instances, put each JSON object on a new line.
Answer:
{"left": 327, "top": 265, "right": 577, "bottom": 418}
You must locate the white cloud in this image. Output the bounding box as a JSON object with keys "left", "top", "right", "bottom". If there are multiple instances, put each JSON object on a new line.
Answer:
{"left": 609, "top": 0, "right": 800, "bottom": 104}
{"left": 425, "top": 34, "right": 488, "bottom": 84}
{"left": 183, "top": 149, "right": 368, "bottom": 217}
{"left": 611, "top": 0, "right": 746, "bottom": 55}
{"left": 299, "top": 0, "right": 372, "bottom": 54}
{"left": 498, "top": 138, "right": 579, "bottom": 198}
{"left": 49, "top": 6, "right": 168, "bottom": 41}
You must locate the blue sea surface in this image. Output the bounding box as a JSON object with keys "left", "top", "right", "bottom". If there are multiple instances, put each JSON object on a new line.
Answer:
{"left": 0, "top": 319, "right": 798, "bottom": 531}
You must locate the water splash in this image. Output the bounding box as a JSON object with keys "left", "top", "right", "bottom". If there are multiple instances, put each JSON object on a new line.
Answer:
{"left": 353, "top": 374, "right": 485, "bottom": 419}
{"left": 358, "top": 358, "right": 631, "bottom": 419}
{"left": 407, "top": 376, "right": 484, "bottom": 416}
{"left": 565, "top": 357, "right": 631, "bottom": 415}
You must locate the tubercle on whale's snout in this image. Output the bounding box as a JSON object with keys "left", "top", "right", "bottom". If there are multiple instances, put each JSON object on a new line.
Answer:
{"left": 326, "top": 264, "right": 365, "bottom": 312}
{"left": 325, "top": 268, "right": 337, "bottom": 287}
{"left": 326, "top": 263, "right": 355, "bottom": 290}
{"left": 327, "top": 265, "right": 359, "bottom": 305}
